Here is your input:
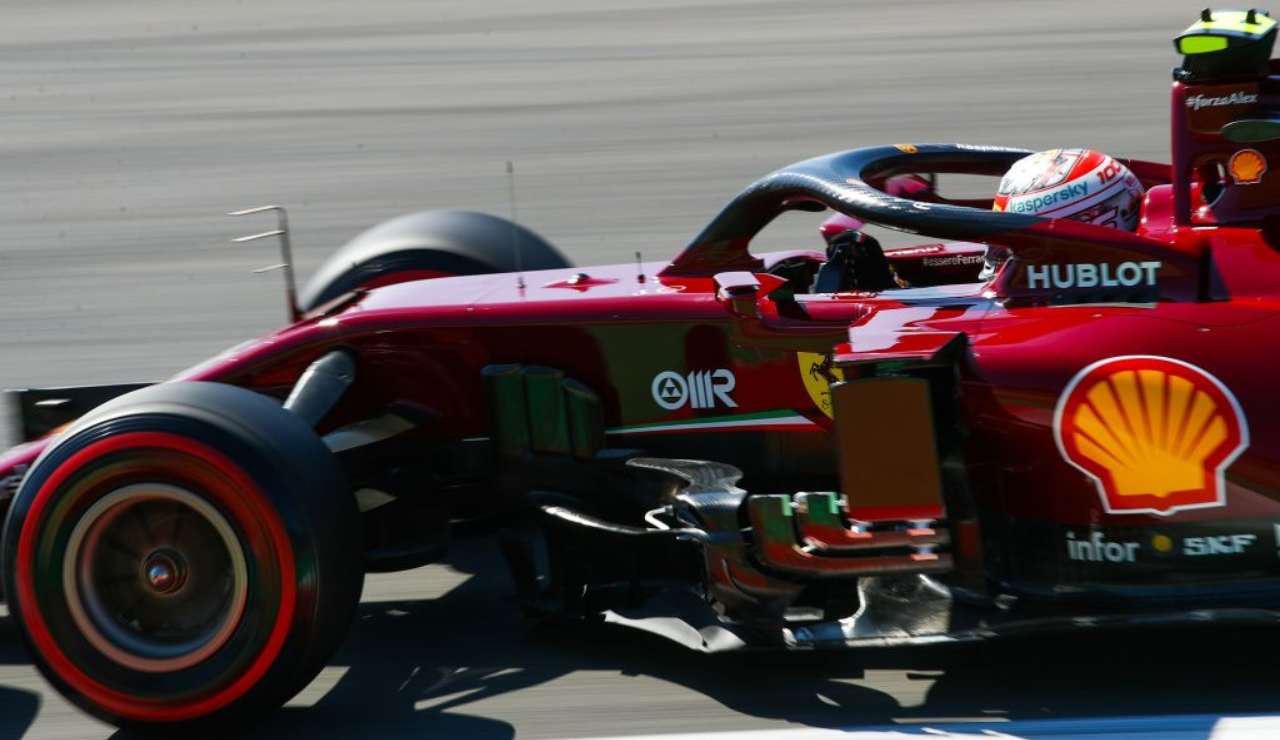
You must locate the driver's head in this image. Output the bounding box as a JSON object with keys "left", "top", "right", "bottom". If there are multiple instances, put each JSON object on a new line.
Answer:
{"left": 993, "top": 148, "right": 1144, "bottom": 230}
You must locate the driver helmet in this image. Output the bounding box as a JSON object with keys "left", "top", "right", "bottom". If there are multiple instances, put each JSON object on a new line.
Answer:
{"left": 992, "top": 148, "right": 1144, "bottom": 230}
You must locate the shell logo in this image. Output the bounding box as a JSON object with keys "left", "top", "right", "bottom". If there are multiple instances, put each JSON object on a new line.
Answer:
{"left": 1054, "top": 356, "right": 1249, "bottom": 516}
{"left": 1229, "top": 148, "right": 1267, "bottom": 185}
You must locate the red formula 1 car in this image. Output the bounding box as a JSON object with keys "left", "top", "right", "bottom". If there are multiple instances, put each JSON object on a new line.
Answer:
{"left": 3, "top": 8, "right": 1280, "bottom": 731}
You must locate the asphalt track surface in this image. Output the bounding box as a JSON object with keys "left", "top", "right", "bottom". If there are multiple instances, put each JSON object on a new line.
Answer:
{"left": 1, "top": 1, "right": 1274, "bottom": 738}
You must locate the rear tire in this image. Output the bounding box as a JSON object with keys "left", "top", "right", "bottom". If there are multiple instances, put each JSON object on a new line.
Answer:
{"left": 300, "top": 209, "right": 572, "bottom": 311}
{"left": 1, "top": 382, "right": 363, "bottom": 731}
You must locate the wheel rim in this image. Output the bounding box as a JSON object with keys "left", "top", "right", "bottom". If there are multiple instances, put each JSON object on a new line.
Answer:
{"left": 62, "top": 483, "right": 249, "bottom": 673}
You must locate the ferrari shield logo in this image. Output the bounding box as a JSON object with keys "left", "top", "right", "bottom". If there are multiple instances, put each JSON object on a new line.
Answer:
{"left": 797, "top": 352, "right": 844, "bottom": 418}
{"left": 1053, "top": 355, "right": 1249, "bottom": 516}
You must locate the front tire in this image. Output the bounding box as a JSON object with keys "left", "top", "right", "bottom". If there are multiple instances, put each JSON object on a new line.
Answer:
{"left": 1, "top": 382, "right": 363, "bottom": 730}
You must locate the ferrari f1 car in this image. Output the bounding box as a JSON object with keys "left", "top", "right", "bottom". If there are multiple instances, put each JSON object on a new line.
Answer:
{"left": 3, "top": 8, "right": 1280, "bottom": 731}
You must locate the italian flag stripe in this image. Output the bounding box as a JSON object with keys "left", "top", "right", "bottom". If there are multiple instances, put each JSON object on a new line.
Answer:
{"left": 608, "top": 410, "right": 819, "bottom": 435}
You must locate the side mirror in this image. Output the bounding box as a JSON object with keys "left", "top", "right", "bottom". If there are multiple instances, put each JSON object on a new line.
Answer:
{"left": 713, "top": 271, "right": 761, "bottom": 319}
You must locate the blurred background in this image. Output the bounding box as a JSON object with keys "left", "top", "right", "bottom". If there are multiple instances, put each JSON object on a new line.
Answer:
{"left": 1, "top": 0, "right": 1199, "bottom": 393}
{"left": 3, "top": 2, "right": 1264, "bottom": 738}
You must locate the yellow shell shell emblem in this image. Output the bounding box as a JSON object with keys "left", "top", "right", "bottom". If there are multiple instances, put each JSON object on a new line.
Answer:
{"left": 1055, "top": 356, "right": 1249, "bottom": 516}
{"left": 1229, "top": 148, "right": 1267, "bottom": 185}
{"left": 797, "top": 352, "right": 844, "bottom": 418}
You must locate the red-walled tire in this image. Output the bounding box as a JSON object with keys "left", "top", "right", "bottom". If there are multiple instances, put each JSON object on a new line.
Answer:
{"left": 1, "top": 382, "right": 363, "bottom": 732}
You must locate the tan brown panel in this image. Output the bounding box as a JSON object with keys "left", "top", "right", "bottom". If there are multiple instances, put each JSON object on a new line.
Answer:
{"left": 833, "top": 376, "right": 946, "bottom": 522}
